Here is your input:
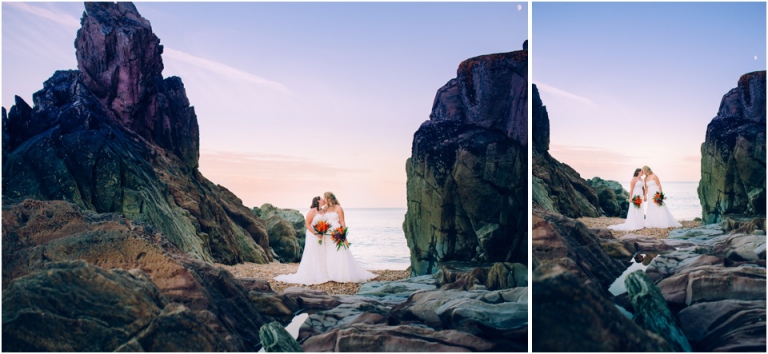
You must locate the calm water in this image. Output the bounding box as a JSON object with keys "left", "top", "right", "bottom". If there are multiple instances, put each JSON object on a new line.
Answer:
{"left": 297, "top": 208, "right": 411, "bottom": 270}
{"left": 619, "top": 181, "right": 701, "bottom": 221}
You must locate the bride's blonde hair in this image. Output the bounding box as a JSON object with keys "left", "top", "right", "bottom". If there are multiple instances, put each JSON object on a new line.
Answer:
{"left": 642, "top": 166, "right": 653, "bottom": 175}
{"left": 324, "top": 192, "right": 340, "bottom": 208}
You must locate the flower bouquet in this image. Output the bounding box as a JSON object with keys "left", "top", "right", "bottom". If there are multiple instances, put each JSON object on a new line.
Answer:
{"left": 631, "top": 195, "right": 643, "bottom": 209}
{"left": 331, "top": 226, "right": 351, "bottom": 250}
{"left": 313, "top": 220, "right": 332, "bottom": 244}
{"left": 653, "top": 192, "right": 666, "bottom": 207}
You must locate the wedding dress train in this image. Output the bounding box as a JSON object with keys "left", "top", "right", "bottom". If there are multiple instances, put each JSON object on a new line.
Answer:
{"left": 323, "top": 211, "right": 376, "bottom": 283}
{"left": 644, "top": 180, "right": 682, "bottom": 228}
{"left": 274, "top": 213, "right": 329, "bottom": 285}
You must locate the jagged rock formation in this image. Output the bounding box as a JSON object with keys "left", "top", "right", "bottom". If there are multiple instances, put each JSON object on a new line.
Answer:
{"left": 699, "top": 71, "right": 766, "bottom": 224}
{"left": 531, "top": 204, "right": 626, "bottom": 297}
{"left": 2, "top": 2, "right": 270, "bottom": 264}
{"left": 588, "top": 177, "right": 629, "bottom": 218}
{"left": 2, "top": 260, "right": 238, "bottom": 352}
{"left": 532, "top": 265, "right": 673, "bottom": 351}
{"left": 256, "top": 203, "right": 305, "bottom": 262}
{"left": 1, "top": 199, "right": 295, "bottom": 351}
{"left": 403, "top": 46, "right": 527, "bottom": 276}
{"left": 532, "top": 84, "right": 602, "bottom": 218}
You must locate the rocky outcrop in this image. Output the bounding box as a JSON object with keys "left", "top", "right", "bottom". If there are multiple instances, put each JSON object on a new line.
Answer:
{"left": 2, "top": 2, "right": 270, "bottom": 265}
{"left": 403, "top": 46, "right": 528, "bottom": 276}
{"left": 259, "top": 322, "right": 303, "bottom": 352}
{"left": 532, "top": 84, "right": 602, "bottom": 218}
{"left": 588, "top": 177, "right": 630, "bottom": 218}
{"left": 532, "top": 204, "right": 626, "bottom": 296}
{"left": 625, "top": 270, "right": 692, "bottom": 352}
{"left": 1, "top": 199, "right": 275, "bottom": 351}
{"left": 257, "top": 204, "right": 304, "bottom": 262}
{"left": 698, "top": 71, "right": 766, "bottom": 224}
{"left": 532, "top": 265, "right": 673, "bottom": 352}
{"left": 2, "top": 260, "right": 235, "bottom": 352}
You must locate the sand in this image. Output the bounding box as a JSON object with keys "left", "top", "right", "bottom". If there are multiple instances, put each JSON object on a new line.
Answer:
{"left": 216, "top": 262, "right": 410, "bottom": 295}
{"left": 578, "top": 216, "right": 702, "bottom": 239}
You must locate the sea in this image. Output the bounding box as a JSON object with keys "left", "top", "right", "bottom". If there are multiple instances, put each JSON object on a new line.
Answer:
{"left": 296, "top": 208, "right": 412, "bottom": 271}
{"left": 619, "top": 181, "right": 702, "bottom": 221}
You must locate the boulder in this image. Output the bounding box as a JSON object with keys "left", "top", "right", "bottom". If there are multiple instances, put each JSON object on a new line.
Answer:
{"left": 403, "top": 50, "right": 528, "bottom": 276}
{"left": 589, "top": 177, "right": 630, "bottom": 218}
{"left": 485, "top": 262, "right": 528, "bottom": 290}
{"left": 698, "top": 71, "right": 766, "bottom": 224}
{"left": 677, "top": 299, "right": 766, "bottom": 352}
{"left": 2, "top": 2, "right": 270, "bottom": 265}
{"left": 282, "top": 287, "right": 341, "bottom": 312}
{"left": 264, "top": 215, "right": 302, "bottom": 262}
{"left": 532, "top": 265, "right": 672, "bottom": 351}
{"left": 356, "top": 274, "right": 440, "bottom": 304}
{"left": 1, "top": 199, "right": 269, "bottom": 350}
{"left": 259, "top": 322, "right": 303, "bottom": 352}
{"left": 298, "top": 299, "right": 391, "bottom": 341}
{"left": 625, "top": 270, "right": 692, "bottom": 352}
{"left": 2, "top": 261, "right": 234, "bottom": 352}
{"left": 532, "top": 85, "right": 602, "bottom": 218}
{"left": 532, "top": 204, "right": 626, "bottom": 296}
{"left": 301, "top": 324, "right": 495, "bottom": 352}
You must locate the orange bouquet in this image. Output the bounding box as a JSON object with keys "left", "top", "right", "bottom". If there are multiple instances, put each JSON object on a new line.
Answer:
{"left": 331, "top": 227, "right": 350, "bottom": 250}
{"left": 653, "top": 192, "right": 666, "bottom": 207}
{"left": 631, "top": 195, "right": 642, "bottom": 209}
{"left": 313, "top": 220, "right": 332, "bottom": 245}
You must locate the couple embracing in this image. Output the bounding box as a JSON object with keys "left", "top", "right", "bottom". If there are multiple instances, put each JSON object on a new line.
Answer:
{"left": 275, "top": 192, "right": 376, "bottom": 285}
{"left": 609, "top": 166, "right": 682, "bottom": 231}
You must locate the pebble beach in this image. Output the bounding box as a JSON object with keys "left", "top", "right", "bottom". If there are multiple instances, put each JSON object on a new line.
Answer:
{"left": 578, "top": 216, "right": 702, "bottom": 239}
{"left": 216, "top": 262, "right": 410, "bottom": 295}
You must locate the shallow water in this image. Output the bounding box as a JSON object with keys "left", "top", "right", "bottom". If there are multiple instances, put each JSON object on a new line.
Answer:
{"left": 607, "top": 253, "right": 657, "bottom": 296}
{"left": 620, "top": 181, "right": 701, "bottom": 221}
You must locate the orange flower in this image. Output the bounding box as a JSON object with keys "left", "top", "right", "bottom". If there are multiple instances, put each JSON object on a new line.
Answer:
{"left": 313, "top": 221, "right": 331, "bottom": 234}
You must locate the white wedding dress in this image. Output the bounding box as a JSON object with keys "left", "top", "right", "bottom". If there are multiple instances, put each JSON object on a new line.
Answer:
{"left": 608, "top": 178, "right": 645, "bottom": 231}
{"left": 323, "top": 211, "right": 376, "bottom": 283}
{"left": 274, "top": 213, "right": 329, "bottom": 285}
{"left": 644, "top": 179, "right": 682, "bottom": 228}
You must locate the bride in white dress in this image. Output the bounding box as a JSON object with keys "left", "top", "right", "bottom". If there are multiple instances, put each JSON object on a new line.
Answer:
{"left": 274, "top": 196, "right": 330, "bottom": 285}
{"left": 642, "top": 166, "right": 682, "bottom": 228}
{"left": 321, "top": 192, "right": 376, "bottom": 283}
{"left": 609, "top": 168, "right": 646, "bottom": 231}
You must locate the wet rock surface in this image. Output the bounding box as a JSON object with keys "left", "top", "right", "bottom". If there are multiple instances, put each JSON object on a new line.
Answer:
{"left": 404, "top": 47, "right": 528, "bottom": 276}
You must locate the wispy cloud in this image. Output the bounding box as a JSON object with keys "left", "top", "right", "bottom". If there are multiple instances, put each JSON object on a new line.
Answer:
{"left": 8, "top": 2, "right": 291, "bottom": 94}
{"left": 536, "top": 82, "right": 597, "bottom": 107}
{"left": 7, "top": 2, "right": 80, "bottom": 29}
{"left": 164, "top": 49, "right": 292, "bottom": 94}
{"left": 200, "top": 150, "right": 366, "bottom": 181}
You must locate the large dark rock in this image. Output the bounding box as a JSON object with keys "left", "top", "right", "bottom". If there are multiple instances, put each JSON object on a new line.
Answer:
{"left": 260, "top": 204, "right": 304, "bottom": 262}
{"left": 588, "top": 177, "right": 630, "bottom": 218}
{"left": 625, "top": 270, "right": 692, "bottom": 352}
{"left": 404, "top": 48, "right": 528, "bottom": 276}
{"left": 1, "top": 199, "right": 271, "bottom": 351}
{"left": 698, "top": 71, "right": 766, "bottom": 224}
{"left": 678, "top": 299, "right": 766, "bottom": 352}
{"left": 259, "top": 322, "right": 303, "bottom": 352}
{"left": 2, "top": 260, "right": 235, "bottom": 352}
{"left": 532, "top": 265, "right": 673, "bottom": 352}
{"left": 532, "top": 85, "right": 602, "bottom": 218}
{"left": 532, "top": 204, "right": 626, "bottom": 296}
{"left": 2, "top": 3, "right": 270, "bottom": 265}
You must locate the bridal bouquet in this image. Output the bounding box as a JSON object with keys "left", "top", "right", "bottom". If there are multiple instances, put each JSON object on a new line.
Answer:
{"left": 331, "top": 227, "right": 351, "bottom": 250}
{"left": 631, "top": 195, "right": 643, "bottom": 209}
{"left": 653, "top": 192, "right": 666, "bottom": 207}
{"left": 313, "top": 221, "right": 332, "bottom": 245}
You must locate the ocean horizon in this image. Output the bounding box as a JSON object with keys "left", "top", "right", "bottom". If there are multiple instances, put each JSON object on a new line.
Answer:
{"left": 619, "top": 181, "right": 702, "bottom": 221}
{"left": 294, "top": 207, "right": 411, "bottom": 271}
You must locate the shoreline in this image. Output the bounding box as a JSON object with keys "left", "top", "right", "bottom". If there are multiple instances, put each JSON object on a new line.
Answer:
{"left": 578, "top": 216, "right": 702, "bottom": 239}
{"left": 216, "top": 262, "right": 410, "bottom": 295}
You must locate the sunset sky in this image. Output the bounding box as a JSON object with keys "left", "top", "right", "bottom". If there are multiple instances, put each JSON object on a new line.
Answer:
{"left": 534, "top": 2, "right": 766, "bottom": 183}
{"left": 3, "top": 2, "right": 527, "bottom": 209}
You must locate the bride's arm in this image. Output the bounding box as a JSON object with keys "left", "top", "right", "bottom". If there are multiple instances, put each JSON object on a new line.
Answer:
{"left": 629, "top": 178, "right": 636, "bottom": 198}
{"left": 656, "top": 176, "right": 663, "bottom": 193}
{"left": 337, "top": 206, "right": 347, "bottom": 228}
{"left": 305, "top": 209, "right": 321, "bottom": 238}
